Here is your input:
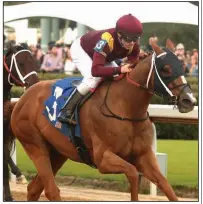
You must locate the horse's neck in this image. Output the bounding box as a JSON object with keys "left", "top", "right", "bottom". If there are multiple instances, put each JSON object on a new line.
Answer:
{"left": 131, "top": 55, "right": 153, "bottom": 86}
{"left": 111, "top": 56, "right": 153, "bottom": 116}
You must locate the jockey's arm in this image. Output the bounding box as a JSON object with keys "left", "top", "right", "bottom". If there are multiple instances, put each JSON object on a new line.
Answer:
{"left": 91, "top": 39, "right": 121, "bottom": 77}
{"left": 92, "top": 52, "right": 121, "bottom": 77}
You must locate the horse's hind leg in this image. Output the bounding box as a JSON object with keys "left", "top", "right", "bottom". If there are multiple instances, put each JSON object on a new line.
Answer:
{"left": 17, "top": 128, "right": 62, "bottom": 201}
{"left": 24, "top": 143, "right": 61, "bottom": 201}
{"left": 134, "top": 149, "right": 178, "bottom": 201}
{"left": 27, "top": 148, "right": 67, "bottom": 201}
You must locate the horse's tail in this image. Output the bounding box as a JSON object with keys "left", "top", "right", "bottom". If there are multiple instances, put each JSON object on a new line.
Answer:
{"left": 4, "top": 101, "right": 17, "bottom": 155}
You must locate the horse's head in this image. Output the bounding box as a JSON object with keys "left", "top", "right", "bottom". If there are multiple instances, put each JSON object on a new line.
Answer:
{"left": 4, "top": 43, "right": 39, "bottom": 89}
{"left": 149, "top": 39, "right": 196, "bottom": 113}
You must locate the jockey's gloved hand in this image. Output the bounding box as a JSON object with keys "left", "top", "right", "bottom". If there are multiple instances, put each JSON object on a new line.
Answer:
{"left": 121, "top": 63, "right": 133, "bottom": 73}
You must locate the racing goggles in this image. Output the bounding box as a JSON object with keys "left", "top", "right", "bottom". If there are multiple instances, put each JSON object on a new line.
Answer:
{"left": 122, "top": 35, "right": 140, "bottom": 43}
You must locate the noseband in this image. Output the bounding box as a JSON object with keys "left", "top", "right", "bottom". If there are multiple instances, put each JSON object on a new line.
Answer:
{"left": 4, "top": 49, "right": 37, "bottom": 87}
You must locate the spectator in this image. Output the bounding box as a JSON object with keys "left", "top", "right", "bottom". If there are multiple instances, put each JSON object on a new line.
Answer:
{"left": 184, "top": 48, "right": 198, "bottom": 77}
{"left": 185, "top": 51, "right": 191, "bottom": 66}
{"left": 40, "top": 43, "right": 64, "bottom": 73}
{"left": 56, "top": 43, "right": 64, "bottom": 59}
{"left": 178, "top": 55, "right": 188, "bottom": 74}
{"left": 175, "top": 43, "right": 189, "bottom": 73}
{"left": 35, "top": 44, "right": 45, "bottom": 65}
{"left": 63, "top": 44, "right": 77, "bottom": 75}
{"left": 29, "top": 44, "right": 45, "bottom": 69}
{"left": 188, "top": 55, "right": 198, "bottom": 76}
{"left": 192, "top": 49, "right": 198, "bottom": 61}
{"left": 175, "top": 43, "right": 185, "bottom": 60}
{"left": 47, "top": 41, "right": 56, "bottom": 54}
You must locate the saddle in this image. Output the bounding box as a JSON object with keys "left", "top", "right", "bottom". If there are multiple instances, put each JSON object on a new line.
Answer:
{"left": 44, "top": 75, "right": 124, "bottom": 168}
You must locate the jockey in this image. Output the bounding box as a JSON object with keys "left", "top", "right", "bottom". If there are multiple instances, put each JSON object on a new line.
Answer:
{"left": 58, "top": 14, "right": 143, "bottom": 125}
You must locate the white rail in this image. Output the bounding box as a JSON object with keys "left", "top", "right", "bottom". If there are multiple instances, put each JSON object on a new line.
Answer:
{"left": 10, "top": 98, "right": 199, "bottom": 119}
{"left": 148, "top": 104, "right": 198, "bottom": 119}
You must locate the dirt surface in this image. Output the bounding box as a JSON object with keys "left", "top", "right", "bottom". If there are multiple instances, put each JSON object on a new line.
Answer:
{"left": 22, "top": 174, "right": 198, "bottom": 198}
{"left": 10, "top": 182, "right": 198, "bottom": 201}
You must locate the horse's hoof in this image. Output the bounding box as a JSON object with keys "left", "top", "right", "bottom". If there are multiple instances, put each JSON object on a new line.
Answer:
{"left": 16, "top": 175, "right": 28, "bottom": 184}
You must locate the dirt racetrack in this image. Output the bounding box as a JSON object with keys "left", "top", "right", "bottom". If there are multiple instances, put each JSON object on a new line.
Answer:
{"left": 10, "top": 182, "right": 198, "bottom": 201}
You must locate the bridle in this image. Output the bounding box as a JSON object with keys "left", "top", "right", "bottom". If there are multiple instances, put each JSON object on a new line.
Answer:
{"left": 4, "top": 49, "right": 37, "bottom": 87}
{"left": 126, "top": 52, "right": 189, "bottom": 106}
{"left": 101, "top": 52, "right": 189, "bottom": 122}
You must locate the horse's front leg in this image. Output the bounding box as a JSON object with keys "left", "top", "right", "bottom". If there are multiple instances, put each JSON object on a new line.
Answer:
{"left": 95, "top": 149, "right": 139, "bottom": 201}
{"left": 134, "top": 149, "right": 178, "bottom": 201}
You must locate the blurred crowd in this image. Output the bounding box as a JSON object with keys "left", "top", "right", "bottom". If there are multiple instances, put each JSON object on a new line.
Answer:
{"left": 175, "top": 44, "right": 198, "bottom": 77}
{"left": 4, "top": 34, "right": 198, "bottom": 77}
{"left": 4, "top": 39, "right": 78, "bottom": 75}
{"left": 30, "top": 41, "right": 78, "bottom": 75}
{"left": 145, "top": 34, "right": 198, "bottom": 77}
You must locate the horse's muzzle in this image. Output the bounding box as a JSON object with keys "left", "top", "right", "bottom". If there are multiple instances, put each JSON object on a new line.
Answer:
{"left": 177, "top": 86, "right": 197, "bottom": 113}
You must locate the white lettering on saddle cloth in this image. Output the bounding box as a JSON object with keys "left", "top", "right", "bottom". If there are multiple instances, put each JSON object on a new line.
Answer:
{"left": 46, "top": 86, "right": 63, "bottom": 121}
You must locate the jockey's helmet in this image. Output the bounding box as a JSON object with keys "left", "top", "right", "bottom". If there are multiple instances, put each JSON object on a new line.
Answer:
{"left": 116, "top": 14, "right": 143, "bottom": 42}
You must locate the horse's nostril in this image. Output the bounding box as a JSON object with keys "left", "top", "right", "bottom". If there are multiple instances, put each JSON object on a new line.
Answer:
{"left": 181, "top": 99, "right": 193, "bottom": 108}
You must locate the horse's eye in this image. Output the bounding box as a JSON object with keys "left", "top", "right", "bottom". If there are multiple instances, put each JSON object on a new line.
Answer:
{"left": 161, "top": 65, "right": 172, "bottom": 76}
{"left": 162, "top": 67, "right": 168, "bottom": 73}
{"left": 162, "top": 65, "right": 171, "bottom": 72}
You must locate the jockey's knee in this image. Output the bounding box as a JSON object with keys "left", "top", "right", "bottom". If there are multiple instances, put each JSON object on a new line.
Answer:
{"left": 77, "top": 78, "right": 101, "bottom": 95}
{"left": 77, "top": 83, "right": 90, "bottom": 95}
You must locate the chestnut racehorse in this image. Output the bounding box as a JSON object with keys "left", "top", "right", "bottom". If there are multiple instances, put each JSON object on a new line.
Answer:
{"left": 10, "top": 39, "right": 196, "bottom": 201}
{"left": 3, "top": 44, "right": 39, "bottom": 201}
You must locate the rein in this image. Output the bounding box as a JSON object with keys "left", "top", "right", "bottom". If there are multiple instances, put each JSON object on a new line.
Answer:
{"left": 126, "top": 72, "right": 155, "bottom": 94}
{"left": 100, "top": 81, "right": 149, "bottom": 122}
{"left": 4, "top": 49, "right": 37, "bottom": 86}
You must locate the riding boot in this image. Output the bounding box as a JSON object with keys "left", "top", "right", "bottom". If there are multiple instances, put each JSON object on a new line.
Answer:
{"left": 57, "top": 89, "right": 83, "bottom": 125}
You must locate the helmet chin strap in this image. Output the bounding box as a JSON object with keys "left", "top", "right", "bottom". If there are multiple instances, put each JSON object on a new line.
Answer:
{"left": 118, "top": 36, "right": 125, "bottom": 47}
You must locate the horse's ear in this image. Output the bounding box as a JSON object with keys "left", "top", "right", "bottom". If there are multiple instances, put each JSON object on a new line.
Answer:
{"left": 166, "top": 38, "right": 175, "bottom": 52}
{"left": 150, "top": 39, "right": 162, "bottom": 55}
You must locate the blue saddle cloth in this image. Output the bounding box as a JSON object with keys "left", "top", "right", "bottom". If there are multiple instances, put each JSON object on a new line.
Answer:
{"left": 43, "top": 77, "right": 83, "bottom": 138}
